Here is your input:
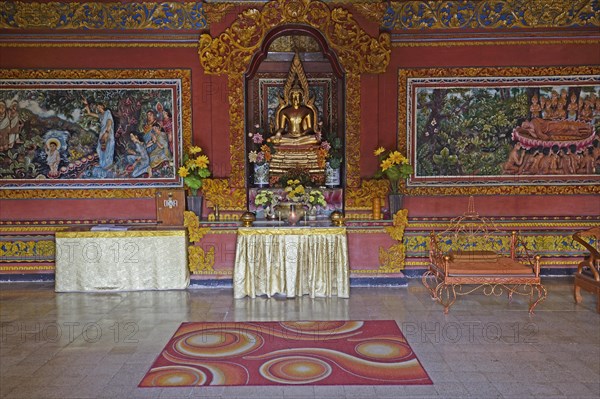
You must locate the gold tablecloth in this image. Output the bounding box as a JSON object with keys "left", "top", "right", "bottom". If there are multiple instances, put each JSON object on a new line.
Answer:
{"left": 234, "top": 227, "right": 349, "bottom": 299}
{"left": 55, "top": 229, "right": 189, "bottom": 292}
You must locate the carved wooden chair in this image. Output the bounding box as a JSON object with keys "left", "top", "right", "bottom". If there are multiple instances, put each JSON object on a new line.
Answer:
{"left": 573, "top": 227, "right": 600, "bottom": 313}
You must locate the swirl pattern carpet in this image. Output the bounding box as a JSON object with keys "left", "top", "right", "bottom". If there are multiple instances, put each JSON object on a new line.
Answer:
{"left": 139, "top": 320, "right": 432, "bottom": 387}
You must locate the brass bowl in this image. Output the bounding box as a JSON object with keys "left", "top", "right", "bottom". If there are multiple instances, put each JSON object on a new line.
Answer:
{"left": 330, "top": 210, "right": 345, "bottom": 226}
{"left": 240, "top": 211, "right": 256, "bottom": 227}
{"left": 275, "top": 202, "right": 306, "bottom": 222}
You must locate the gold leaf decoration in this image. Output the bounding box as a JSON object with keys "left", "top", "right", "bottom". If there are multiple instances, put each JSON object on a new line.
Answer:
{"left": 201, "top": 179, "right": 247, "bottom": 211}
{"left": 1, "top": 2, "right": 208, "bottom": 30}
{"left": 345, "top": 179, "right": 389, "bottom": 209}
{"left": 378, "top": 208, "right": 409, "bottom": 273}
{"left": 384, "top": 0, "right": 599, "bottom": 30}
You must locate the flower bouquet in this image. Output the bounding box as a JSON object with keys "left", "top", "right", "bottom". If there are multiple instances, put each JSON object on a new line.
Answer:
{"left": 254, "top": 190, "right": 281, "bottom": 219}
{"left": 248, "top": 125, "right": 274, "bottom": 187}
{"left": 373, "top": 147, "right": 413, "bottom": 194}
{"left": 178, "top": 145, "right": 210, "bottom": 195}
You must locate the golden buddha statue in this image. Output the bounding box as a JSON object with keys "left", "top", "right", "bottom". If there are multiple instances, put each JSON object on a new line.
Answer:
{"left": 272, "top": 84, "right": 319, "bottom": 146}
{"left": 268, "top": 53, "right": 324, "bottom": 179}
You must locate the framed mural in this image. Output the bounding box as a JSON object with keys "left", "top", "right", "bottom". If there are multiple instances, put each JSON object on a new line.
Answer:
{"left": 0, "top": 69, "right": 191, "bottom": 192}
{"left": 399, "top": 66, "right": 600, "bottom": 195}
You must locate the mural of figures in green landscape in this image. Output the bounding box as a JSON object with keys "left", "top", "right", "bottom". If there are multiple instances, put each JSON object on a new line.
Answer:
{"left": 0, "top": 78, "right": 183, "bottom": 189}
{"left": 410, "top": 77, "right": 599, "bottom": 186}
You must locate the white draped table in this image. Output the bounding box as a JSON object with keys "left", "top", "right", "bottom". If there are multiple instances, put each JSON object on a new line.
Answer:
{"left": 55, "top": 228, "right": 189, "bottom": 292}
{"left": 233, "top": 226, "right": 349, "bottom": 299}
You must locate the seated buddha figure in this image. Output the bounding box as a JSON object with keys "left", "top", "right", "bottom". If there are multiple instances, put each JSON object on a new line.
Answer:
{"left": 272, "top": 85, "right": 319, "bottom": 146}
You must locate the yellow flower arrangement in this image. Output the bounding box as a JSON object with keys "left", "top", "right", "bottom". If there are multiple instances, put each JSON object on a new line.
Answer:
{"left": 178, "top": 145, "right": 211, "bottom": 195}
{"left": 374, "top": 146, "right": 413, "bottom": 194}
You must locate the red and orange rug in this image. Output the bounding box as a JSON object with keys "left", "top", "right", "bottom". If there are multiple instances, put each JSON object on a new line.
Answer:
{"left": 139, "top": 320, "right": 431, "bottom": 387}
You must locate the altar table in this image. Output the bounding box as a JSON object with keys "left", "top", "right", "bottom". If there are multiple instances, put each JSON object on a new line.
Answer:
{"left": 55, "top": 228, "right": 189, "bottom": 292}
{"left": 233, "top": 226, "right": 350, "bottom": 299}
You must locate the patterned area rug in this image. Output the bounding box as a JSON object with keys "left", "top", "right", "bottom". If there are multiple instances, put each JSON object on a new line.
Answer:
{"left": 139, "top": 320, "right": 432, "bottom": 387}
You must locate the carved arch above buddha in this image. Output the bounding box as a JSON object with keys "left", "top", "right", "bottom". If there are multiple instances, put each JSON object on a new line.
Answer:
{"left": 198, "top": 0, "right": 390, "bottom": 208}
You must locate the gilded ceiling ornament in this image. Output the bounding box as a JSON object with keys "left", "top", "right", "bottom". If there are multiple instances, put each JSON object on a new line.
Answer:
{"left": 384, "top": 0, "right": 599, "bottom": 30}
{"left": 0, "top": 2, "right": 208, "bottom": 30}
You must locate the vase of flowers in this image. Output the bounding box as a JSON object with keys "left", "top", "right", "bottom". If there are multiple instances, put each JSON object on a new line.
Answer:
{"left": 248, "top": 125, "right": 274, "bottom": 187}
{"left": 254, "top": 190, "right": 280, "bottom": 220}
{"left": 321, "top": 133, "right": 343, "bottom": 188}
{"left": 306, "top": 189, "right": 326, "bottom": 220}
{"left": 374, "top": 146, "right": 413, "bottom": 217}
{"left": 178, "top": 145, "right": 211, "bottom": 219}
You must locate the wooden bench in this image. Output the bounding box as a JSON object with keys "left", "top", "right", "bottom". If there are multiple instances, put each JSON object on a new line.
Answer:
{"left": 422, "top": 210, "right": 546, "bottom": 314}
{"left": 573, "top": 227, "right": 600, "bottom": 313}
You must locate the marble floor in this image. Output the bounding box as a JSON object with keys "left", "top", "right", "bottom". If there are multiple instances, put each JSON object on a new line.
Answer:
{"left": 0, "top": 278, "right": 598, "bottom": 399}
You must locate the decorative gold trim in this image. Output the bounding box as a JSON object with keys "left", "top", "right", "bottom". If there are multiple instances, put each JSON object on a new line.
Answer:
{"left": 0, "top": 266, "right": 55, "bottom": 271}
{"left": 378, "top": 209, "right": 408, "bottom": 273}
{"left": 203, "top": 2, "right": 239, "bottom": 25}
{"left": 183, "top": 211, "right": 215, "bottom": 273}
{"left": 398, "top": 65, "right": 600, "bottom": 196}
{"left": 345, "top": 179, "right": 389, "bottom": 209}
{"left": 198, "top": 0, "right": 391, "bottom": 192}
{"left": 0, "top": 42, "right": 199, "bottom": 48}
{"left": 201, "top": 179, "right": 247, "bottom": 211}
{"left": 55, "top": 230, "right": 185, "bottom": 238}
{"left": 385, "top": 0, "right": 599, "bottom": 30}
{"left": 350, "top": 2, "right": 388, "bottom": 24}
{"left": 392, "top": 38, "right": 600, "bottom": 47}
{"left": 0, "top": 2, "right": 208, "bottom": 30}
{"left": 0, "top": 227, "right": 70, "bottom": 232}
{"left": 0, "top": 68, "right": 191, "bottom": 199}
{"left": 0, "top": 189, "right": 156, "bottom": 199}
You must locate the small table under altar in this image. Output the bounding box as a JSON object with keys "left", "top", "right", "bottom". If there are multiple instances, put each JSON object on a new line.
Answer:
{"left": 233, "top": 225, "right": 350, "bottom": 299}
{"left": 55, "top": 227, "right": 189, "bottom": 292}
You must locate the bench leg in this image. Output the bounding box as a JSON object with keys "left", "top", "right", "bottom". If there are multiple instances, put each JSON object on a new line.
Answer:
{"left": 574, "top": 283, "right": 582, "bottom": 304}
{"left": 528, "top": 284, "right": 547, "bottom": 315}
{"left": 435, "top": 283, "right": 457, "bottom": 314}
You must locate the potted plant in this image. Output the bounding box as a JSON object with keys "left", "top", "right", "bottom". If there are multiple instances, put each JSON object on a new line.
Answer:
{"left": 178, "top": 145, "right": 211, "bottom": 218}
{"left": 254, "top": 190, "right": 281, "bottom": 220}
{"left": 373, "top": 146, "right": 413, "bottom": 217}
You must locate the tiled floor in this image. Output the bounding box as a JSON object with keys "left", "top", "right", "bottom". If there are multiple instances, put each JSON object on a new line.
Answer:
{"left": 1, "top": 278, "right": 598, "bottom": 398}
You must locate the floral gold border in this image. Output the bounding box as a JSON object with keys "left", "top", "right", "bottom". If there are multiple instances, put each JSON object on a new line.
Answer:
{"left": 0, "top": 68, "right": 192, "bottom": 199}
{"left": 383, "top": 0, "right": 599, "bottom": 30}
{"left": 0, "top": 1, "right": 208, "bottom": 30}
{"left": 398, "top": 65, "right": 600, "bottom": 196}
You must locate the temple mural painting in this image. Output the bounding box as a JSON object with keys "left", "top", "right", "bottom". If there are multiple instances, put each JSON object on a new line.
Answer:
{"left": 0, "top": 74, "right": 185, "bottom": 189}
{"left": 406, "top": 73, "right": 600, "bottom": 188}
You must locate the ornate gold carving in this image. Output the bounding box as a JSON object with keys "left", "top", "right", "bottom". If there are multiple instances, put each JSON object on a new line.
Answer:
{"left": 0, "top": 2, "right": 208, "bottom": 30}
{"left": 345, "top": 74, "right": 361, "bottom": 188}
{"left": 227, "top": 75, "right": 247, "bottom": 190}
{"left": 0, "top": 239, "right": 55, "bottom": 261}
{"left": 183, "top": 210, "right": 215, "bottom": 273}
{"left": 385, "top": 0, "right": 599, "bottom": 30}
{"left": 198, "top": 0, "right": 390, "bottom": 193}
{"left": 203, "top": 2, "right": 238, "bottom": 25}
{"left": 201, "top": 179, "right": 246, "bottom": 211}
{"left": 398, "top": 65, "right": 600, "bottom": 196}
{"left": 268, "top": 35, "right": 322, "bottom": 52}
{"left": 0, "top": 68, "right": 191, "bottom": 199}
{"left": 378, "top": 209, "right": 408, "bottom": 273}
{"left": 184, "top": 211, "right": 210, "bottom": 242}
{"left": 350, "top": 1, "right": 388, "bottom": 24}
{"left": 345, "top": 179, "right": 389, "bottom": 209}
